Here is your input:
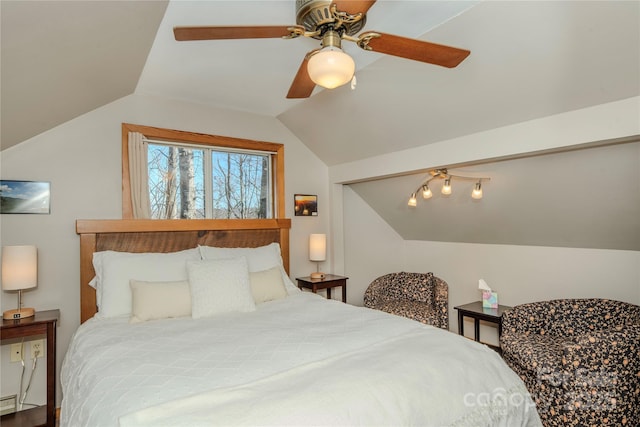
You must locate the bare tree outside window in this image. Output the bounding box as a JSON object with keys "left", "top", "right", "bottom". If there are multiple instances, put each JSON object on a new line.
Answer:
{"left": 178, "top": 148, "right": 196, "bottom": 218}
{"left": 122, "top": 124, "right": 283, "bottom": 221}
{"left": 148, "top": 143, "right": 269, "bottom": 219}
{"left": 148, "top": 144, "right": 204, "bottom": 219}
{"left": 211, "top": 151, "right": 269, "bottom": 219}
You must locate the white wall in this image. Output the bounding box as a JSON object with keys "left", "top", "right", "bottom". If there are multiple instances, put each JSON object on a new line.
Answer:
{"left": 342, "top": 186, "right": 405, "bottom": 303}
{"left": 344, "top": 187, "right": 640, "bottom": 347}
{"left": 2, "top": 94, "right": 638, "bottom": 409}
{"left": 0, "top": 93, "right": 331, "bottom": 407}
{"left": 338, "top": 99, "right": 640, "bottom": 347}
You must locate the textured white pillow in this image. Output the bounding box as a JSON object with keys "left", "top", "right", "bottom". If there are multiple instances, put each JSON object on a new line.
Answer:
{"left": 198, "top": 243, "right": 300, "bottom": 294}
{"left": 249, "top": 266, "right": 288, "bottom": 304}
{"left": 93, "top": 248, "right": 201, "bottom": 318}
{"left": 187, "top": 257, "right": 256, "bottom": 318}
{"left": 129, "top": 280, "right": 191, "bottom": 323}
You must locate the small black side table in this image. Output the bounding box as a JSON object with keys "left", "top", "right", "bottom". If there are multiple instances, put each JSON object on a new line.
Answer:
{"left": 296, "top": 274, "right": 348, "bottom": 303}
{"left": 454, "top": 301, "right": 512, "bottom": 350}
{"left": 1, "top": 309, "right": 59, "bottom": 427}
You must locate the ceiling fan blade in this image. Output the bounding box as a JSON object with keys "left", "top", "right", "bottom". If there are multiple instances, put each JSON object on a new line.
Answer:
{"left": 332, "top": 1, "right": 376, "bottom": 15}
{"left": 287, "top": 57, "right": 315, "bottom": 99}
{"left": 174, "top": 26, "right": 294, "bottom": 41}
{"left": 361, "top": 32, "right": 470, "bottom": 68}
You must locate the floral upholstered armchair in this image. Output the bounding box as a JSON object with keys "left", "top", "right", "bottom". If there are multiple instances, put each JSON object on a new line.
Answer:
{"left": 363, "top": 272, "right": 448, "bottom": 329}
{"left": 500, "top": 298, "right": 640, "bottom": 427}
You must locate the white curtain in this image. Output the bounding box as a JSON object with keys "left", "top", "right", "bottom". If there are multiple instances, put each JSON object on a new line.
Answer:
{"left": 128, "top": 131, "right": 151, "bottom": 219}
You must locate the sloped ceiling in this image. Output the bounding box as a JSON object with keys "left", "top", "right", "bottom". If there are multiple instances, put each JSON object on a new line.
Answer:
{"left": 3, "top": 1, "right": 638, "bottom": 160}
{"left": 278, "top": 0, "right": 640, "bottom": 165}
{"left": 350, "top": 142, "right": 640, "bottom": 251}
{"left": 0, "top": 0, "right": 169, "bottom": 150}
{"left": 1, "top": 1, "right": 638, "bottom": 249}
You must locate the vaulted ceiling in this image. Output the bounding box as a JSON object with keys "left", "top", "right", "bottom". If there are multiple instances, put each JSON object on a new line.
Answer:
{"left": 3, "top": 1, "right": 638, "bottom": 162}
{"left": 2, "top": 1, "right": 638, "bottom": 250}
{"left": 1, "top": 0, "right": 169, "bottom": 149}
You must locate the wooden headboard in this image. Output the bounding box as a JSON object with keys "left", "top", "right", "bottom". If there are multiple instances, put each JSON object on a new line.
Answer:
{"left": 76, "top": 219, "right": 291, "bottom": 323}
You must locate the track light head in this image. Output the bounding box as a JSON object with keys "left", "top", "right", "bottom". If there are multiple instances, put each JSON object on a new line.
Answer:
{"left": 408, "top": 193, "right": 417, "bottom": 207}
{"left": 472, "top": 182, "right": 483, "bottom": 199}
{"left": 441, "top": 178, "right": 452, "bottom": 195}
{"left": 422, "top": 185, "right": 432, "bottom": 199}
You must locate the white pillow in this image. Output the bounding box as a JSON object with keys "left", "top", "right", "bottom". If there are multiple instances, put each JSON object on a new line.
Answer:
{"left": 187, "top": 257, "right": 256, "bottom": 318}
{"left": 198, "top": 243, "right": 299, "bottom": 294}
{"left": 249, "top": 266, "right": 288, "bottom": 304}
{"left": 129, "top": 280, "right": 192, "bottom": 323}
{"left": 93, "top": 248, "right": 201, "bottom": 318}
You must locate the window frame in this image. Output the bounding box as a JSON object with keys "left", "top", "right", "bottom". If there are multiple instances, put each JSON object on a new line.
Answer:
{"left": 122, "top": 123, "right": 285, "bottom": 220}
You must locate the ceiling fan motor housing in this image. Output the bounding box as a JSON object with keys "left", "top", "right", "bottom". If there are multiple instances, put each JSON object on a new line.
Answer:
{"left": 296, "top": 0, "right": 366, "bottom": 38}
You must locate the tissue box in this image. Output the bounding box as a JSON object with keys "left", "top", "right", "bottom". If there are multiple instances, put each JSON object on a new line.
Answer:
{"left": 482, "top": 290, "right": 498, "bottom": 308}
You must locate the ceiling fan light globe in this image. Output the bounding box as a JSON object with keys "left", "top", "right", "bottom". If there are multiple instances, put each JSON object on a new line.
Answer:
{"left": 308, "top": 47, "right": 355, "bottom": 89}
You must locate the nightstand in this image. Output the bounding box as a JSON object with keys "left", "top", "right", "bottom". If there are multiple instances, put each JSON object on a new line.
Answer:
{"left": 1, "top": 309, "right": 59, "bottom": 427}
{"left": 296, "top": 274, "right": 348, "bottom": 303}
{"left": 454, "top": 301, "right": 511, "bottom": 351}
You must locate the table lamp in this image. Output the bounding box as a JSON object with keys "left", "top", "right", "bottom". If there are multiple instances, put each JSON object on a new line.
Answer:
{"left": 2, "top": 245, "right": 37, "bottom": 320}
{"left": 309, "top": 234, "right": 326, "bottom": 280}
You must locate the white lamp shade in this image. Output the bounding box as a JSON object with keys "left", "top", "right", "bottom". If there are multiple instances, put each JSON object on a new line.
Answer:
{"left": 309, "top": 234, "right": 327, "bottom": 262}
{"left": 307, "top": 47, "right": 355, "bottom": 89}
{"left": 2, "top": 245, "right": 37, "bottom": 291}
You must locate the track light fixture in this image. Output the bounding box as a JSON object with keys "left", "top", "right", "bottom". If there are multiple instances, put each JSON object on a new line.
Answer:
{"left": 472, "top": 182, "right": 483, "bottom": 200}
{"left": 408, "top": 168, "right": 490, "bottom": 207}
{"left": 422, "top": 185, "right": 432, "bottom": 199}
{"left": 441, "top": 178, "right": 452, "bottom": 195}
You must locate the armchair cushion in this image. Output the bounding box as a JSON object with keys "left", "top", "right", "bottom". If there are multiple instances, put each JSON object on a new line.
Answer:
{"left": 376, "top": 300, "right": 444, "bottom": 326}
{"left": 500, "top": 298, "right": 640, "bottom": 427}
{"left": 363, "top": 272, "right": 448, "bottom": 329}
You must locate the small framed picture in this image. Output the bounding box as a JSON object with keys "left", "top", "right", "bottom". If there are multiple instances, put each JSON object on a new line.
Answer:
{"left": 0, "top": 180, "right": 51, "bottom": 214}
{"left": 294, "top": 194, "right": 318, "bottom": 216}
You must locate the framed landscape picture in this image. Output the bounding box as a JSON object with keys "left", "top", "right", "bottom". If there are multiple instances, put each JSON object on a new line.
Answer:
{"left": 294, "top": 194, "right": 318, "bottom": 216}
{"left": 0, "top": 180, "right": 51, "bottom": 214}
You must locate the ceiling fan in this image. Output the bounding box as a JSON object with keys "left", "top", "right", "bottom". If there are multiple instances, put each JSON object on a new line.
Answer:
{"left": 173, "top": 0, "right": 470, "bottom": 99}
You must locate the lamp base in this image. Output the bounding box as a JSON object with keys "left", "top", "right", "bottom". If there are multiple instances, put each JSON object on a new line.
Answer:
{"left": 310, "top": 272, "right": 326, "bottom": 280}
{"left": 3, "top": 307, "right": 35, "bottom": 320}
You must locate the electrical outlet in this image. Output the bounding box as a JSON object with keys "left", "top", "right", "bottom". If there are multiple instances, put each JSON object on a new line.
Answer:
{"left": 10, "top": 343, "right": 23, "bottom": 362}
{"left": 30, "top": 339, "right": 44, "bottom": 359}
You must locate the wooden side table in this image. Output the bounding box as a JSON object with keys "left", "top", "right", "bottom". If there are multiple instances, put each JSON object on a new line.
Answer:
{"left": 454, "top": 301, "right": 511, "bottom": 351}
{"left": 1, "top": 309, "right": 59, "bottom": 427}
{"left": 296, "top": 274, "right": 348, "bottom": 303}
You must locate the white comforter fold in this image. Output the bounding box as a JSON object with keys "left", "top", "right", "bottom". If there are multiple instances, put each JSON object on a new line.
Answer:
{"left": 61, "top": 293, "right": 541, "bottom": 426}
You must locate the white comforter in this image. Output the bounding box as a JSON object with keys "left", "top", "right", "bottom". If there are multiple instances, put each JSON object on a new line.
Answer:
{"left": 61, "top": 293, "right": 541, "bottom": 426}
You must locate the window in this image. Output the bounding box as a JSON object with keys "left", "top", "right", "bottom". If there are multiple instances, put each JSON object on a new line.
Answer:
{"left": 122, "top": 123, "right": 285, "bottom": 220}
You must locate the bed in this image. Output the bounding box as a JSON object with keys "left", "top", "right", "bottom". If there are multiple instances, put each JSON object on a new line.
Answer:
{"left": 62, "top": 219, "right": 542, "bottom": 426}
